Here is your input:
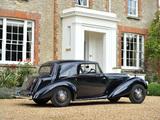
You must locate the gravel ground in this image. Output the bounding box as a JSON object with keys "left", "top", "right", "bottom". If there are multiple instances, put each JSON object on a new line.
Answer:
{"left": 0, "top": 96, "right": 160, "bottom": 120}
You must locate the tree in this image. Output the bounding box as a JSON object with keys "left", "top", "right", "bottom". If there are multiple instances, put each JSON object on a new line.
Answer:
{"left": 145, "top": 11, "right": 160, "bottom": 82}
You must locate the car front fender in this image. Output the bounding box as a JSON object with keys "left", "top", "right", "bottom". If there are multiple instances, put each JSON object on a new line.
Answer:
{"left": 108, "top": 77, "right": 148, "bottom": 99}
{"left": 32, "top": 81, "right": 77, "bottom": 100}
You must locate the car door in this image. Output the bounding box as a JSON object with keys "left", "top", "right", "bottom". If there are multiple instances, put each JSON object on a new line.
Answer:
{"left": 76, "top": 63, "right": 107, "bottom": 99}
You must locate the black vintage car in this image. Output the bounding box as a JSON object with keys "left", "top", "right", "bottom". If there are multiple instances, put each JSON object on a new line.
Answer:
{"left": 19, "top": 60, "right": 147, "bottom": 107}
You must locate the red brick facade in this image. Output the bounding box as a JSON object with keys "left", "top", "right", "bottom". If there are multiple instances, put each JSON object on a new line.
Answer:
{"left": 118, "top": 25, "right": 148, "bottom": 68}
{"left": 157, "top": 0, "right": 159, "bottom": 11}
{"left": 106, "top": 0, "right": 109, "bottom": 12}
{"left": 0, "top": 9, "right": 41, "bottom": 65}
{"left": 54, "top": 0, "right": 58, "bottom": 60}
{"left": 89, "top": 0, "right": 94, "bottom": 8}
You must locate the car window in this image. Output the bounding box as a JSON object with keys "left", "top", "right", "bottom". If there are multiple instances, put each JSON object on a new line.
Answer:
{"left": 79, "top": 64, "right": 101, "bottom": 74}
{"left": 59, "top": 63, "right": 77, "bottom": 79}
{"left": 39, "top": 65, "right": 52, "bottom": 75}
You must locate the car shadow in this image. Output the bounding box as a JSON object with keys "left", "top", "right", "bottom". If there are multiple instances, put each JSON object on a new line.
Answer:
{"left": 16, "top": 100, "right": 131, "bottom": 108}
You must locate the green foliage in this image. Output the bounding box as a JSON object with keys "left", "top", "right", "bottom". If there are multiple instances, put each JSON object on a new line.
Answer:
{"left": 148, "top": 82, "right": 160, "bottom": 96}
{"left": 0, "top": 67, "right": 19, "bottom": 88}
{"left": 17, "top": 62, "right": 36, "bottom": 87}
{"left": 0, "top": 62, "right": 37, "bottom": 88}
{"left": 153, "top": 73, "right": 159, "bottom": 82}
{"left": 145, "top": 12, "right": 160, "bottom": 59}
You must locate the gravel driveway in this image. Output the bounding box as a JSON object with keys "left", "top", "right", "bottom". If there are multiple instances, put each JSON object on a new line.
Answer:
{"left": 0, "top": 96, "right": 160, "bottom": 120}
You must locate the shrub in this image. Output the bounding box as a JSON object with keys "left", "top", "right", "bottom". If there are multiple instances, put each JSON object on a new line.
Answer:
{"left": 17, "top": 62, "right": 36, "bottom": 87}
{"left": 148, "top": 82, "right": 160, "bottom": 96}
{"left": 0, "top": 87, "right": 18, "bottom": 99}
{"left": 0, "top": 60, "right": 37, "bottom": 99}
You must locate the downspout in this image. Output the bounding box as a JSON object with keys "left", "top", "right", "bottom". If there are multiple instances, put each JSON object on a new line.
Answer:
{"left": 109, "top": 0, "right": 111, "bottom": 12}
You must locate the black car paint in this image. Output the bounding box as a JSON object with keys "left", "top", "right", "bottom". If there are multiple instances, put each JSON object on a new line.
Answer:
{"left": 20, "top": 60, "right": 147, "bottom": 102}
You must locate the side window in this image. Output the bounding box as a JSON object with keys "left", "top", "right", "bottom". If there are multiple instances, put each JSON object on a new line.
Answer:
{"left": 59, "top": 63, "right": 77, "bottom": 79}
{"left": 79, "top": 64, "right": 101, "bottom": 74}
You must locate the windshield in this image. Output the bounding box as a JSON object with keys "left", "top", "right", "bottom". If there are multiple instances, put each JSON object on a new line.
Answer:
{"left": 39, "top": 65, "right": 52, "bottom": 75}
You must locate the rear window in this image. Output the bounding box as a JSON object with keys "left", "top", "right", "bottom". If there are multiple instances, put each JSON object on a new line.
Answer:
{"left": 39, "top": 65, "right": 52, "bottom": 75}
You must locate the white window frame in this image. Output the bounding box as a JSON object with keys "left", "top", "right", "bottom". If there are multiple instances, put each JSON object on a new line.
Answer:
{"left": 0, "top": 17, "right": 34, "bottom": 64}
{"left": 159, "top": 0, "right": 160, "bottom": 11}
{"left": 75, "top": 0, "right": 89, "bottom": 7}
{"left": 128, "top": 0, "right": 138, "bottom": 17}
{"left": 121, "top": 33, "right": 144, "bottom": 70}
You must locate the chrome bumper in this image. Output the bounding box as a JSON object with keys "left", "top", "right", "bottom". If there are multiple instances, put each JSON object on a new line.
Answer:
{"left": 11, "top": 94, "right": 32, "bottom": 99}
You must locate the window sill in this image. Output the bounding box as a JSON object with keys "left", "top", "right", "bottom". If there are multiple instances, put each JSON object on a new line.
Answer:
{"left": 127, "top": 16, "right": 141, "bottom": 20}
{"left": 75, "top": 4, "right": 89, "bottom": 8}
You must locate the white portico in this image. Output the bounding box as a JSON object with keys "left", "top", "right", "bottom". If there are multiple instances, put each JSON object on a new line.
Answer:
{"left": 61, "top": 7, "right": 120, "bottom": 73}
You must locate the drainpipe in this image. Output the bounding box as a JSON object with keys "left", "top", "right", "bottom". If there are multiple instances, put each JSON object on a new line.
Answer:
{"left": 109, "top": 0, "right": 111, "bottom": 12}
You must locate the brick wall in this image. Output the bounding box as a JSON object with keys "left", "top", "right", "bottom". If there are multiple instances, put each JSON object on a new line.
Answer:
{"left": 0, "top": 8, "right": 41, "bottom": 65}
{"left": 0, "top": 0, "right": 54, "bottom": 65}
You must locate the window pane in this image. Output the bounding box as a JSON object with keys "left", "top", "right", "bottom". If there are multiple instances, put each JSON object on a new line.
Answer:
{"left": 19, "top": 34, "right": 23, "bottom": 40}
{"left": 18, "top": 45, "right": 23, "bottom": 51}
{"left": 0, "top": 29, "right": 2, "bottom": 39}
{"left": 6, "top": 51, "right": 10, "bottom": 60}
{"left": 6, "top": 44, "right": 11, "bottom": 50}
{"left": 75, "top": 0, "right": 88, "bottom": 6}
{"left": 7, "top": 25, "right": 12, "bottom": 32}
{"left": 27, "top": 22, "right": 32, "bottom": 32}
{"left": 18, "top": 52, "right": 22, "bottom": 61}
{"left": 13, "top": 25, "right": 17, "bottom": 33}
{"left": 12, "top": 52, "right": 16, "bottom": 61}
{"left": 13, "top": 34, "right": 18, "bottom": 40}
{"left": 26, "top": 52, "right": 31, "bottom": 59}
{"left": 26, "top": 42, "right": 31, "bottom": 52}
{"left": 7, "top": 33, "right": 11, "bottom": 39}
{"left": 27, "top": 32, "right": 32, "bottom": 41}
{"left": 19, "top": 27, "right": 23, "bottom": 33}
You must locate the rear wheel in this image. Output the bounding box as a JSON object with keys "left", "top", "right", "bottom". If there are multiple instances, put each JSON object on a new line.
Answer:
{"left": 51, "top": 87, "right": 71, "bottom": 107}
{"left": 129, "top": 84, "right": 146, "bottom": 104}
{"left": 33, "top": 99, "right": 49, "bottom": 105}
{"left": 108, "top": 97, "right": 121, "bottom": 103}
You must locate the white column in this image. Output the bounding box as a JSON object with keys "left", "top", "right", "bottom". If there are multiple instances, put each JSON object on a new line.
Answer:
{"left": 72, "top": 22, "right": 84, "bottom": 60}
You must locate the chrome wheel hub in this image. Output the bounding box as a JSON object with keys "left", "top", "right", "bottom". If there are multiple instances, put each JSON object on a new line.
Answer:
{"left": 57, "top": 90, "right": 67, "bottom": 102}
{"left": 134, "top": 88, "right": 143, "bottom": 99}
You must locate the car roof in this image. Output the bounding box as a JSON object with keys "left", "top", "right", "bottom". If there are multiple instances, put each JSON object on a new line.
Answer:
{"left": 40, "top": 60, "right": 98, "bottom": 66}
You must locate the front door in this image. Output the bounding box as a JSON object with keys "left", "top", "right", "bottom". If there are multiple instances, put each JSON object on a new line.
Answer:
{"left": 84, "top": 31, "right": 104, "bottom": 69}
{"left": 76, "top": 63, "right": 107, "bottom": 99}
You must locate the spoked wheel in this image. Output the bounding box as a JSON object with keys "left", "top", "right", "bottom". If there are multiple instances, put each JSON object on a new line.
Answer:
{"left": 108, "top": 97, "right": 121, "bottom": 103}
{"left": 129, "top": 84, "right": 146, "bottom": 104}
{"left": 51, "top": 87, "right": 71, "bottom": 107}
{"left": 33, "top": 99, "right": 49, "bottom": 105}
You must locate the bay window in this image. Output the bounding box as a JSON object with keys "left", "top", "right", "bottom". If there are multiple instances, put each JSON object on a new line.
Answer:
{"left": 0, "top": 18, "right": 34, "bottom": 64}
{"left": 121, "top": 33, "right": 144, "bottom": 69}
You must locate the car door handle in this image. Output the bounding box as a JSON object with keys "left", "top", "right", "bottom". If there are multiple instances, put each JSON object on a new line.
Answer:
{"left": 102, "top": 77, "right": 106, "bottom": 80}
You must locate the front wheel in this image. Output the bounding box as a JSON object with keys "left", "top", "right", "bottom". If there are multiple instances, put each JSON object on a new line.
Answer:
{"left": 129, "top": 84, "right": 146, "bottom": 104}
{"left": 51, "top": 87, "right": 71, "bottom": 107}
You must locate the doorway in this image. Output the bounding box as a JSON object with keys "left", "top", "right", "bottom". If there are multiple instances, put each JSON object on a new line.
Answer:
{"left": 84, "top": 31, "right": 104, "bottom": 69}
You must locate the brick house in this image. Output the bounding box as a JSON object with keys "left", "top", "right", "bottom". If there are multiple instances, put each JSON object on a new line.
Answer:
{"left": 0, "top": 0, "right": 159, "bottom": 79}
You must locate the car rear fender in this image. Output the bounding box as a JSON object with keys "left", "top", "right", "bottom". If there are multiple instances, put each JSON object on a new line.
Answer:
{"left": 32, "top": 81, "right": 77, "bottom": 100}
{"left": 108, "top": 77, "right": 148, "bottom": 99}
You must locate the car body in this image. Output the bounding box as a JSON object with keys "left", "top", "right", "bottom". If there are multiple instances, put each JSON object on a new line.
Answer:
{"left": 19, "top": 60, "right": 148, "bottom": 107}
